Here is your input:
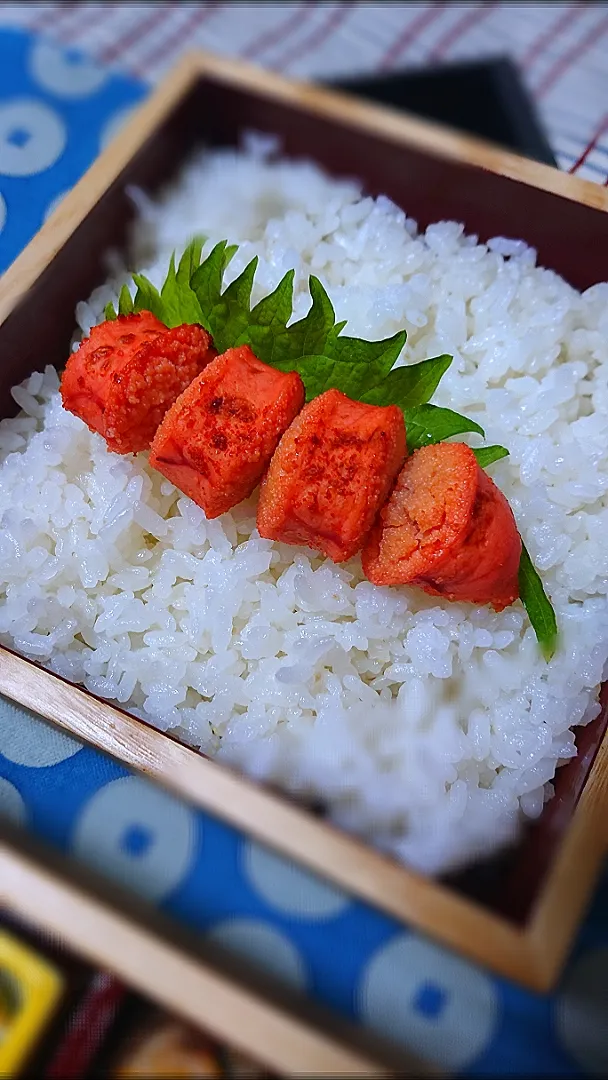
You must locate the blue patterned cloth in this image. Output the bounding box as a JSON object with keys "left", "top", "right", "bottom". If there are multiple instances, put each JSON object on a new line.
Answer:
{"left": 0, "top": 28, "right": 144, "bottom": 272}
{"left": 0, "top": 26, "right": 606, "bottom": 1077}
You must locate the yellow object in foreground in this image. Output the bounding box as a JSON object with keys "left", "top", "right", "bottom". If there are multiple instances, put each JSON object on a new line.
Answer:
{"left": 0, "top": 929, "right": 64, "bottom": 1074}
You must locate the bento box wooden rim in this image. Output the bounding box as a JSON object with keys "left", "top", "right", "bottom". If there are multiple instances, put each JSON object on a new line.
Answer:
{"left": 0, "top": 828, "right": 411, "bottom": 1077}
{"left": 3, "top": 47, "right": 608, "bottom": 323}
{"left": 0, "top": 50, "right": 607, "bottom": 994}
{"left": 2, "top": 647, "right": 607, "bottom": 995}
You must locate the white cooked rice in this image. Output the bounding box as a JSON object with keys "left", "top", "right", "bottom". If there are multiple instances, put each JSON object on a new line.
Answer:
{"left": 1, "top": 134, "right": 608, "bottom": 875}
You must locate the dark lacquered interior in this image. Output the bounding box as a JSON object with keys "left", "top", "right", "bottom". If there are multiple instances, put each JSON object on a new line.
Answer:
{"left": 1, "top": 73, "right": 606, "bottom": 923}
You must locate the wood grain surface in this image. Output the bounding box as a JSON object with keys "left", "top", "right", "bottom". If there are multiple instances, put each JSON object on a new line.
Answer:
{"left": 0, "top": 833, "right": 400, "bottom": 1077}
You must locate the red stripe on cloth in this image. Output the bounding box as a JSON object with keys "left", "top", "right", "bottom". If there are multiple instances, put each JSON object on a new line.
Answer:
{"left": 29, "top": 3, "right": 117, "bottom": 50}
{"left": 29, "top": 1, "right": 108, "bottom": 42}
{"left": 429, "top": 1, "right": 497, "bottom": 63}
{"left": 242, "top": 1, "right": 315, "bottom": 61}
{"left": 27, "top": 2, "right": 72, "bottom": 34}
{"left": 98, "top": 3, "right": 173, "bottom": 66}
{"left": 521, "top": 2, "right": 586, "bottom": 71}
{"left": 536, "top": 12, "right": 608, "bottom": 97}
{"left": 64, "top": 3, "right": 117, "bottom": 46}
{"left": 379, "top": 4, "right": 447, "bottom": 70}
{"left": 568, "top": 114, "right": 608, "bottom": 173}
{"left": 132, "top": 2, "right": 222, "bottom": 76}
{"left": 274, "top": 2, "right": 354, "bottom": 73}
{"left": 44, "top": 976, "right": 127, "bottom": 1079}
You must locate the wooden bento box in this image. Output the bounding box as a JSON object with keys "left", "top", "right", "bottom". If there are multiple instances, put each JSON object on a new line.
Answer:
{"left": 0, "top": 822, "right": 411, "bottom": 1077}
{"left": 1, "top": 50, "right": 607, "bottom": 994}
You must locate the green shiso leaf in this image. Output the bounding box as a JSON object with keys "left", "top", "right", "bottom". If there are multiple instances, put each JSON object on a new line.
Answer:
{"left": 98, "top": 239, "right": 558, "bottom": 658}
{"left": 275, "top": 275, "right": 337, "bottom": 362}
{"left": 319, "top": 332, "right": 408, "bottom": 402}
{"left": 518, "top": 542, "right": 558, "bottom": 662}
{"left": 323, "top": 328, "right": 406, "bottom": 391}
{"left": 207, "top": 256, "right": 259, "bottom": 353}
{"left": 190, "top": 240, "right": 232, "bottom": 326}
{"left": 403, "top": 403, "right": 485, "bottom": 451}
{"left": 238, "top": 273, "right": 337, "bottom": 371}
{"left": 118, "top": 284, "right": 134, "bottom": 317}
{"left": 472, "top": 445, "right": 510, "bottom": 468}
{"left": 176, "top": 235, "right": 205, "bottom": 286}
{"left": 361, "top": 353, "right": 452, "bottom": 410}
{"left": 265, "top": 353, "right": 367, "bottom": 402}
{"left": 158, "top": 253, "right": 181, "bottom": 325}
{"left": 158, "top": 237, "right": 207, "bottom": 327}
{"left": 131, "top": 273, "right": 165, "bottom": 322}
{"left": 234, "top": 269, "right": 296, "bottom": 359}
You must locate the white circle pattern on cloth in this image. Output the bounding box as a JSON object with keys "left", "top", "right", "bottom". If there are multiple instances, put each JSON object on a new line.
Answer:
{"left": 0, "top": 99, "right": 66, "bottom": 177}
{"left": 0, "top": 777, "right": 27, "bottom": 825}
{"left": 99, "top": 105, "right": 138, "bottom": 152}
{"left": 0, "top": 698, "right": 82, "bottom": 767}
{"left": 0, "top": 191, "right": 6, "bottom": 233}
{"left": 43, "top": 188, "right": 70, "bottom": 223}
{"left": 243, "top": 840, "right": 350, "bottom": 920}
{"left": 555, "top": 947, "right": 608, "bottom": 1077}
{"left": 359, "top": 933, "right": 499, "bottom": 1070}
{"left": 205, "top": 918, "right": 307, "bottom": 990}
{"left": 72, "top": 775, "right": 196, "bottom": 901}
{"left": 29, "top": 39, "right": 108, "bottom": 98}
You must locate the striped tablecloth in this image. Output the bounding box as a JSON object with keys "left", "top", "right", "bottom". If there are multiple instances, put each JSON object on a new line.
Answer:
{"left": 0, "top": 6, "right": 607, "bottom": 1078}
{"left": 1, "top": 1, "right": 607, "bottom": 183}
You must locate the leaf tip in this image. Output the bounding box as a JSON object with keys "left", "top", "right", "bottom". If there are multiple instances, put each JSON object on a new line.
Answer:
{"left": 541, "top": 634, "right": 558, "bottom": 663}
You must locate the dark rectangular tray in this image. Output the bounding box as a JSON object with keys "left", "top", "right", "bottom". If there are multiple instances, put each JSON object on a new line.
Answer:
{"left": 326, "top": 56, "right": 557, "bottom": 166}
